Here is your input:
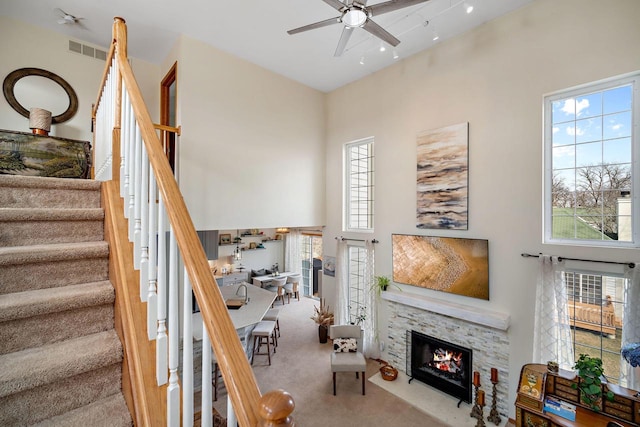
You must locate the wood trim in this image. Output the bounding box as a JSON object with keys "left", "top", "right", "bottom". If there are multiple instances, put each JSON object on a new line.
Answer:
{"left": 154, "top": 123, "right": 181, "bottom": 136}
{"left": 103, "top": 181, "right": 167, "bottom": 426}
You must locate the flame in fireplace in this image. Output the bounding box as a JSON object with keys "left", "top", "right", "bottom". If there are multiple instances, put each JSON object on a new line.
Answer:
{"left": 430, "top": 348, "right": 463, "bottom": 373}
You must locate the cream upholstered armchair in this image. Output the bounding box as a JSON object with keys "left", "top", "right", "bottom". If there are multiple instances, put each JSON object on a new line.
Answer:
{"left": 330, "top": 325, "right": 366, "bottom": 396}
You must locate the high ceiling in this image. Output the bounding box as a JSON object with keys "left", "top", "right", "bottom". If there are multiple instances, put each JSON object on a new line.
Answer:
{"left": 2, "top": 0, "right": 535, "bottom": 92}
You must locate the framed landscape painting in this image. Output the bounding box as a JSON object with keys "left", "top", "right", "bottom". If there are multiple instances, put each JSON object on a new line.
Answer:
{"left": 416, "top": 122, "right": 468, "bottom": 230}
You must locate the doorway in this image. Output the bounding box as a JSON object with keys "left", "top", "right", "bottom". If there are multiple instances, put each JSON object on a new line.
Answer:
{"left": 300, "top": 233, "right": 322, "bottom": 299}
{"left": 160, "top": 62, "right": 177, "bottom": 172}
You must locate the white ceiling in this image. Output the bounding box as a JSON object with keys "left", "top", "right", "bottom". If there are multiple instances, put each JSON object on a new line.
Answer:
{"left": 2, "top": 0, "right": 535, "bottom": 92}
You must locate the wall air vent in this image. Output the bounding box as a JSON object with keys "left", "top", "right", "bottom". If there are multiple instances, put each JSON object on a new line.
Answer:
{"left": 68, "top": 40, "right": 107, "bottom": 62}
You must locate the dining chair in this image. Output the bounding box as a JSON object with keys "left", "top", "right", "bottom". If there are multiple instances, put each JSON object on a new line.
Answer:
{"left": 267, "top": 276, "right": 287, "bottom": 306}
{"left": 329, "top": 325, "right": 366, "bottom": 396}
{"left": 285, "top": 273, "right": 301, "bottom": 302}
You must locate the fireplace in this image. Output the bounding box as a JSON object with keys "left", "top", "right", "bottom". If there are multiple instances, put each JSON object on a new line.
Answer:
{"left": 407, "top": 330, "right": 472, "bottom": 404}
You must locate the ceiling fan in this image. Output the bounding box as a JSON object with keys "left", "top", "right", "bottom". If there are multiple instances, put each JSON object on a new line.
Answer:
{"left": 287, "top": 0, "right": 431, "bottom": 57}
{"left": 54, "top": 8, "right": 85, "bottom": 27}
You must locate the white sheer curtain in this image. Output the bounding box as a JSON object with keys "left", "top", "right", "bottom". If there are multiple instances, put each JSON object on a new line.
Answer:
{"left": 362, "top": 239, "right": 379, "bottom": 358}
{"left": 533, "top": 255, "right": 574, "bottom": 370}
{"left": 284, "top": 229, "right": 302, "bottom": 274}
{"left": 335, "top": 239, "right": 349, "bottom": 326}
{"left": 621, "top": 265, "right": 640, "bottom": 390}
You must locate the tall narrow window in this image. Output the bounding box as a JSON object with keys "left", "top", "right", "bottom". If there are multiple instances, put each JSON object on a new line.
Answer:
{"left": 544, "top": 72, "right": 639, "bottom": 247}
{"left": 345, "top": 138, "right": 374, "bottom": 232}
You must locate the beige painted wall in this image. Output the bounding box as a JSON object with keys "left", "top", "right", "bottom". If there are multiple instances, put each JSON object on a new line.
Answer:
{"left": 0, "top": 16, "right": 159, "bottom": 142}
{"left": 161, "top": 35, "right": 327, "bottom": 231}
{"left": 323, "top": 0, "right": 640, "bottom": 417}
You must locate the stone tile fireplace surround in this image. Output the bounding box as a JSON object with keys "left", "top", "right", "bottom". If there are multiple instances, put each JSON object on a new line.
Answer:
{"left": 382, "top": 290, "right": 511, "bottom": 420}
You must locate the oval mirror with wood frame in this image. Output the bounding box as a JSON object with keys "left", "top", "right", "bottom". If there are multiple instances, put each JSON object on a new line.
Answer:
{"left": 2, "top": 67, "right": 78, "bottom": 124}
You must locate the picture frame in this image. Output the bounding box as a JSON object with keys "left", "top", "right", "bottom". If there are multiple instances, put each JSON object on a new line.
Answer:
{"left": 518, "top": 366, "right": 546, "bottom": 401}
{"left": 219, "top": 234, "right": 231, "bottom": 245}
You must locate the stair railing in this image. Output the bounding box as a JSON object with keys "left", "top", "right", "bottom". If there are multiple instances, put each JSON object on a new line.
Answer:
{"left": 92, "top": 17, "right": 294, "bottom": 427}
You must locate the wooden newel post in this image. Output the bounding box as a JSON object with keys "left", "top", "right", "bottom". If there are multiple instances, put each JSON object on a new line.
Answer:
{"left": 257, "top": 389, "right": 295, "bottom": 427}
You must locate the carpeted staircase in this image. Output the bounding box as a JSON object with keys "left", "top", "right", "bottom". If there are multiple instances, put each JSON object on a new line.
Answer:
{"left": 0, "top": 175, "right": 133, "bottom": 426}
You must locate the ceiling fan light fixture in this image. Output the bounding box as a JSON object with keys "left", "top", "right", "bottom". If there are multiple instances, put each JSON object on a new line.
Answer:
{"left": 342, "top": 8, "right": 367, "bottom": 28}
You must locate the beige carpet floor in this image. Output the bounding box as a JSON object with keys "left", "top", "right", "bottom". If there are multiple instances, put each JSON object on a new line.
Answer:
{"left": 211, "top": 295, "right": 452, "bottom": 426}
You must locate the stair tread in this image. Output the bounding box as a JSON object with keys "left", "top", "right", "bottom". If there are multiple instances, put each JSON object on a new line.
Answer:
{"left": 0, "top": 241, "right": 109, "bottom": 265}
{"left": 32, "top": 392, "right": 132, "bottom": 427}
{"left": 0, "top": 175, "right": 101, "bottom": 191}
{"left": 0, "top": 330, "right": 122, "bottom": 398}
{"left": 0, "top": 207, "right": 104, "bottom": 221}
{"left": 0, "top": 281, "right": 114, "bottom": 322}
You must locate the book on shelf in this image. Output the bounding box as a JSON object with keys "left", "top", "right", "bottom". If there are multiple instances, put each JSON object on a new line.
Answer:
{"left": 543, "top": 396, "right": 576, "bottom": 421}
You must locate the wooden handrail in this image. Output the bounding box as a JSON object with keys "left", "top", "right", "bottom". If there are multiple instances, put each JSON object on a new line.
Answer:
{"left": 94, "top": 17, "right": 294, "bottom": 426}
{"left": 154, "top": 123, "right": 181, "bottom": 136}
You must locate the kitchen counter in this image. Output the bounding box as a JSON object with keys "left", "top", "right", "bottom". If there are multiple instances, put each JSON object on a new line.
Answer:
{"left": 192, "top": 281, "right": 276, "bottom": 339}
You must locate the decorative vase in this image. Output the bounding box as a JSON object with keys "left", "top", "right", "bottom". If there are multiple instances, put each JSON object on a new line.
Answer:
{"left": 318, "top": 325, "right": 328, "bottom": 343}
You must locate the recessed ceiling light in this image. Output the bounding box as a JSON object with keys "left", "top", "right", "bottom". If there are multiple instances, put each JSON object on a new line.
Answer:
{"left": 379, "top": 43, "right": 386, "bottom": 52}
{"left": 393, "top": 50, "right": 399, "bottom": 59}
{"left": 359, "top": 56, "right": 365, "bottom": 65}
{"left": 464, "top": 2, "right": 474, "bottom": 14}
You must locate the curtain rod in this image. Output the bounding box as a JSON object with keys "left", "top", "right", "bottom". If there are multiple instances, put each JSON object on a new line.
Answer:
{"left": 521, "top": 253, "right": 635, "bottom": 268}
{"left": 335, "top": 236, "right": 379, "bottom": 243}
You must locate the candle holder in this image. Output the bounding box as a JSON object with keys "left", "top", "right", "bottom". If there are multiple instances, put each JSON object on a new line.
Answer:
{"left": 475, "top": 398, "right": 486, "bottom": 427}
{"left": 470, "top": 384, "right": 482, "bottom": 420}
{"left": 487, "top": 380, "right": 502, "bottom": 425}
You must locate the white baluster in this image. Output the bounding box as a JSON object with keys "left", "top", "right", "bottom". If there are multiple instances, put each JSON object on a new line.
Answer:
{"left": 133, "top": 124, "right": 142, "bottom": 268}
{"left": 139, "top": 145, "right": 149, "bottom": 301}
{"left": 201, "top": 328, "right": 213, "bottom": 427}
{"left": 120, "top": 85, "right": 127, "bottom": 197}
{"left": 156, "top": 196, "right": 168, "bottom": 385}
{"left": 182, "top": 269, "right": 193, "bottom": 427}
{"left": 123, "top": 93, "right": 131, "bottom": 213}
{"left": 147, "top": 168, "right": 158, "bottom": 340}
{"left": 167, "top": 225, "right": 180, "bottom": 426}
{"left": 129, "top": 123, "right": 139, "bottom": 242}
{"left": 127, "top": 109, "right": 136, "bottom": 227}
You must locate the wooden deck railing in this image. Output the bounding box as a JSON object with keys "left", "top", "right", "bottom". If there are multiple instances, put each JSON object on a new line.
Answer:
{"left": 92, "top": 17, "right": 294, "bottom": 426}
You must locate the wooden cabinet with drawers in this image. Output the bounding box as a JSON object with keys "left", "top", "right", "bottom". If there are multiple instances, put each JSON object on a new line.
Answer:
{"left": 515, "top": 363, "right": 639, "bottom": 427}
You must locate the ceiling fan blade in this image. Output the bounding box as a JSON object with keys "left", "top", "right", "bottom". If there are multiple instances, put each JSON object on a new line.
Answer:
{"left": 368, "top": 0, "right": 430, "bottom": 17}
{"left": 362, "top": 19, "right": 400, "bottom": 46}
{"left": 334, "top": 26, "right": 354, "bottom": 57}
{"left": 287, "top": 16, "right": 342, "bottom": 35}
{"left": 322, "top": 0, "right": 348, "bottom": 12}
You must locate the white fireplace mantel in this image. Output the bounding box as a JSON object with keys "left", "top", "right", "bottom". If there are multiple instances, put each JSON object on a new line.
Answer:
{"left": 382, "top": 290, "right": 510, "bottom": 331}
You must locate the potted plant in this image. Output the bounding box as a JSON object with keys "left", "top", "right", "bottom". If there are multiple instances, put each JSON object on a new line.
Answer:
{"left": 310, "top": 298, "right": 334, "bottom": 343}
{"left": 572, "top": 353, "right": 614, "bottom": 411}
{"left": 371, "top": 275, "right": 401, "bottom": 297}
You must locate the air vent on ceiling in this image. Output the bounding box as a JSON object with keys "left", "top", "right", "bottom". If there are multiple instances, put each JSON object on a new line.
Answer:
{"left": 68, "top": 40, "right": 107, "bottom": 62}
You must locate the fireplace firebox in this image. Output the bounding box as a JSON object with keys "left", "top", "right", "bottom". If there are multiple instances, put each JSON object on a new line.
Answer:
{"left": 407, "top": 330, "right": 472, "bottom": 405}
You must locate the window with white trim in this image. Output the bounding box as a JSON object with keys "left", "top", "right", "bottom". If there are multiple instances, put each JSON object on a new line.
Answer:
{"left": 544, "top": 72, "right": 640, "bottom": 247}
{"left": 563, "top": 269, "right": 626, "bottom": 385}
{"left": 345, "top": 138, "right": 374, "bottom": 232}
